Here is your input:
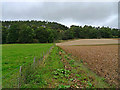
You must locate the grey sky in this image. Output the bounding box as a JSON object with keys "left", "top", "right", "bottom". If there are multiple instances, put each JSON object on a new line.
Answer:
{"left": 2, "top": 1, "right": 118, "bottom": 28}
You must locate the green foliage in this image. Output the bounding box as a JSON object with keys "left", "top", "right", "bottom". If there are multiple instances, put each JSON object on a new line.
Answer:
{"left": 6, "top": 24, "right": 20, "bottom": 43}
{"left": 69, "top": 59, "right": 75, "bottom": 64}
{"left": 68, "top": 53, "right": 72, "bottom": 56}
{"left": 64, "top": 55, "right": 68, "bottom": 59}
{"left": 61, "top": 50, "right": 65, "bottom": 54}
{"left": 2, "top": 20, "right": 68, "bottom": 44}
{"left": 101, "top": 77, "right": 105, "bottom": 81}
{"left": 75, "top": 74, "right": 80, "bottom": 77}
{"left": 2, "top": 26, "right": 8, "bottom": 44}
{"left": 18, "top": 26, "right": 34, "bottom": 43}
{"left": 58, "top": 85, "right": 70, "bottom": 88}
{"left": 53, "top": 69, "right": 71, "bottom": 79}
{"left": 81, "top": 59, "right": 83, "bottom": 63}
{"left": 2, "top": 21, "right": 119, "bottom": 44}
{"left": 47, "top": 29, "right": 57, "bottom": 43}
{"left": 35, "top": 27, "right": 48, "bottom": 43}
{"left": 87, "top": 81, "right": 93, "bottom": 88}
{"left": 70, "top": 78, "right": 74, "bottom": 81}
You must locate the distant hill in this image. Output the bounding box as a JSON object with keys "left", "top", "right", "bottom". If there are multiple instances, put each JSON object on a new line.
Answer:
{"left": 1, "top": 20, "right": 120, "bottom": 44}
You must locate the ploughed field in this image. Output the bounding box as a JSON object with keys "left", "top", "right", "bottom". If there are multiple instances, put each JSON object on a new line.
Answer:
{"left": 56, "top": 39, "right": 118, "bottom": 46}
{"left": 57, "top": 39, "right": 119, "bottom": 86}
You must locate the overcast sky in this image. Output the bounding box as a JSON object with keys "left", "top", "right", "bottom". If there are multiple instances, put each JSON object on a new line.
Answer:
{"left": 1, "top": 1, "right": 119, "bottom": 28}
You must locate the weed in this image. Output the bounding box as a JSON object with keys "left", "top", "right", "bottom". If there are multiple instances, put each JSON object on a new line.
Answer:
{"left": 53, "top": 69, "right": 71, "bottom": 79}
{"left": 81, "top": 59, "right": 83, "bottom": 63}
{"left": 101, "top": 77, "right": 105, "bottom": 81}
{"left": 61, "top": 50, "right": 65, "bottom": 54}
{"left": 71, "top": 65, "right": 75, "bottom": 67}
{"left": 75, "top": 74, "right": 81, "bottom": 77}
{"left": 64, "top": 55, "right": 68, "bottom": 59}
{"left": 87, "top": 81, "right": 93, "bottom": 88}
{"left": 59, "top": 79, "right": 64, "bottom": 83}
{"left": 68, "top": 53, "right": 72, "bottom": 56}
{"left": 69, "top": 59, "right": 75, "bottom": 64}
{"left": 58, "top": 84, "right": 70, "bottom": 88}
{"left": 54, "top": 76, "right": 59, "bottom": 79}
{"left": 70, "top": 78, "right": 74, "bottom": 81}
{"left": 78, "top": 78, "right": 82, "bottom": 80}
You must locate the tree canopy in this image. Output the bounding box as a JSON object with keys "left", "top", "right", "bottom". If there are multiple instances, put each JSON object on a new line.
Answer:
{"left": 1, "top": 20, "right": 119, "bottom": 44}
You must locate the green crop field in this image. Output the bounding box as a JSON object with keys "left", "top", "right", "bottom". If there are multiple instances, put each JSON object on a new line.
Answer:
{"left": 2, "top": 44, "right": 53, "bottom": 75}
{"left": 2, "top": 43, "right": 53, "bottom": 87}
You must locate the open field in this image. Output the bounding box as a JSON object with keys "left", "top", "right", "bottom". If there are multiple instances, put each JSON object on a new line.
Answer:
{"left": 57, "top": 39, "right": 119, "bottom": 87}
{"left": 56, "top": 39, "right": 119, "bottom": 46}
{"left": 2, "top": 44, "right": 111, "bottom": 88}
{"left": 2, "top": 43, "right": 53, "bottom": 87}
{"left": 2, "top": 44, "right": 53, "bottom": 75}
{"left": 2, "top": 39, "right": 119, "bottom": 88}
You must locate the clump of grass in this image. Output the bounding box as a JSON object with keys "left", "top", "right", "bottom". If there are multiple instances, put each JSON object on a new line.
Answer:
{"left": 68, "top": 53, "right": 72, "bottom": 56}
{"left": 80, "top": 59, "right": 83, "bottom": 63}
{"left": 69, "top": 59, "right": 75, "bottom": 64}
{"left": 57, "top": 84, "right": 70, "bottom": 89}
{"left": 87, "top": 81, "right": 93, "bottom": 88}
{"left": 64, "top": 55, "right": 68, "bottom": 59}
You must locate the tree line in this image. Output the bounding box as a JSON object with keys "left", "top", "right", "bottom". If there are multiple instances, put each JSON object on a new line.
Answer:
{"left": 1, "top": 20, "right": 120, "bottom": 44}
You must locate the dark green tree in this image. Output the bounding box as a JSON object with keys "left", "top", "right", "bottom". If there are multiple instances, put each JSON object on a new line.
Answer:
{"left": 47, "top": 29, "right": 57, "bottom": 43}
{"left": 18, "top": 25, "right": 34, "bottom": 43}
{"left": 35, "top": 27, "right": 48, "bottom": 43}
{"left": 2, "top": 26, "right": 8, "bottom": 44}
{"left": 6, "top": 24, "right": 20, "bottom": 43}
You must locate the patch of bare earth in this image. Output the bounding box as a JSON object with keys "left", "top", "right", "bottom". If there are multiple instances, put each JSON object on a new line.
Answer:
{"left": 59, "top": 45, "right": 119, "bottom": 86}
{"left": 56, "top": 39, "right": 118, "bottom": 46}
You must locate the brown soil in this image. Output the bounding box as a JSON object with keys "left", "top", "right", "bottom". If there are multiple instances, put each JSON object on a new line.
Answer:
{"left": 59, "top": 45, "right": 119, "bottom": 86}
{"left": 56, "top": 39, "right": 118, "bottom": 46}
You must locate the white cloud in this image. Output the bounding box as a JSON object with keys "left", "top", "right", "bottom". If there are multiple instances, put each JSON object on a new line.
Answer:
{"left": 1, "top": 0, "right": 119, "bottom": 2}
{"left": 101, "top": 15, "right": 118, "bottom": 28}
{"left": 1, "top": 2, "right": 118, "bottom": 28}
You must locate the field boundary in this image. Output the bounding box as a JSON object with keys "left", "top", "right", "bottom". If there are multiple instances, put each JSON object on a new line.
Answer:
{"left": 19, "top": 44, "right": 55, "bottom": 88}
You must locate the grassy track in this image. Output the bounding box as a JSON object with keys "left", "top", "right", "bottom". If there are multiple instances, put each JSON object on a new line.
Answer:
{"left": 20, "top": 46, "right": 64, "bottom": 88}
